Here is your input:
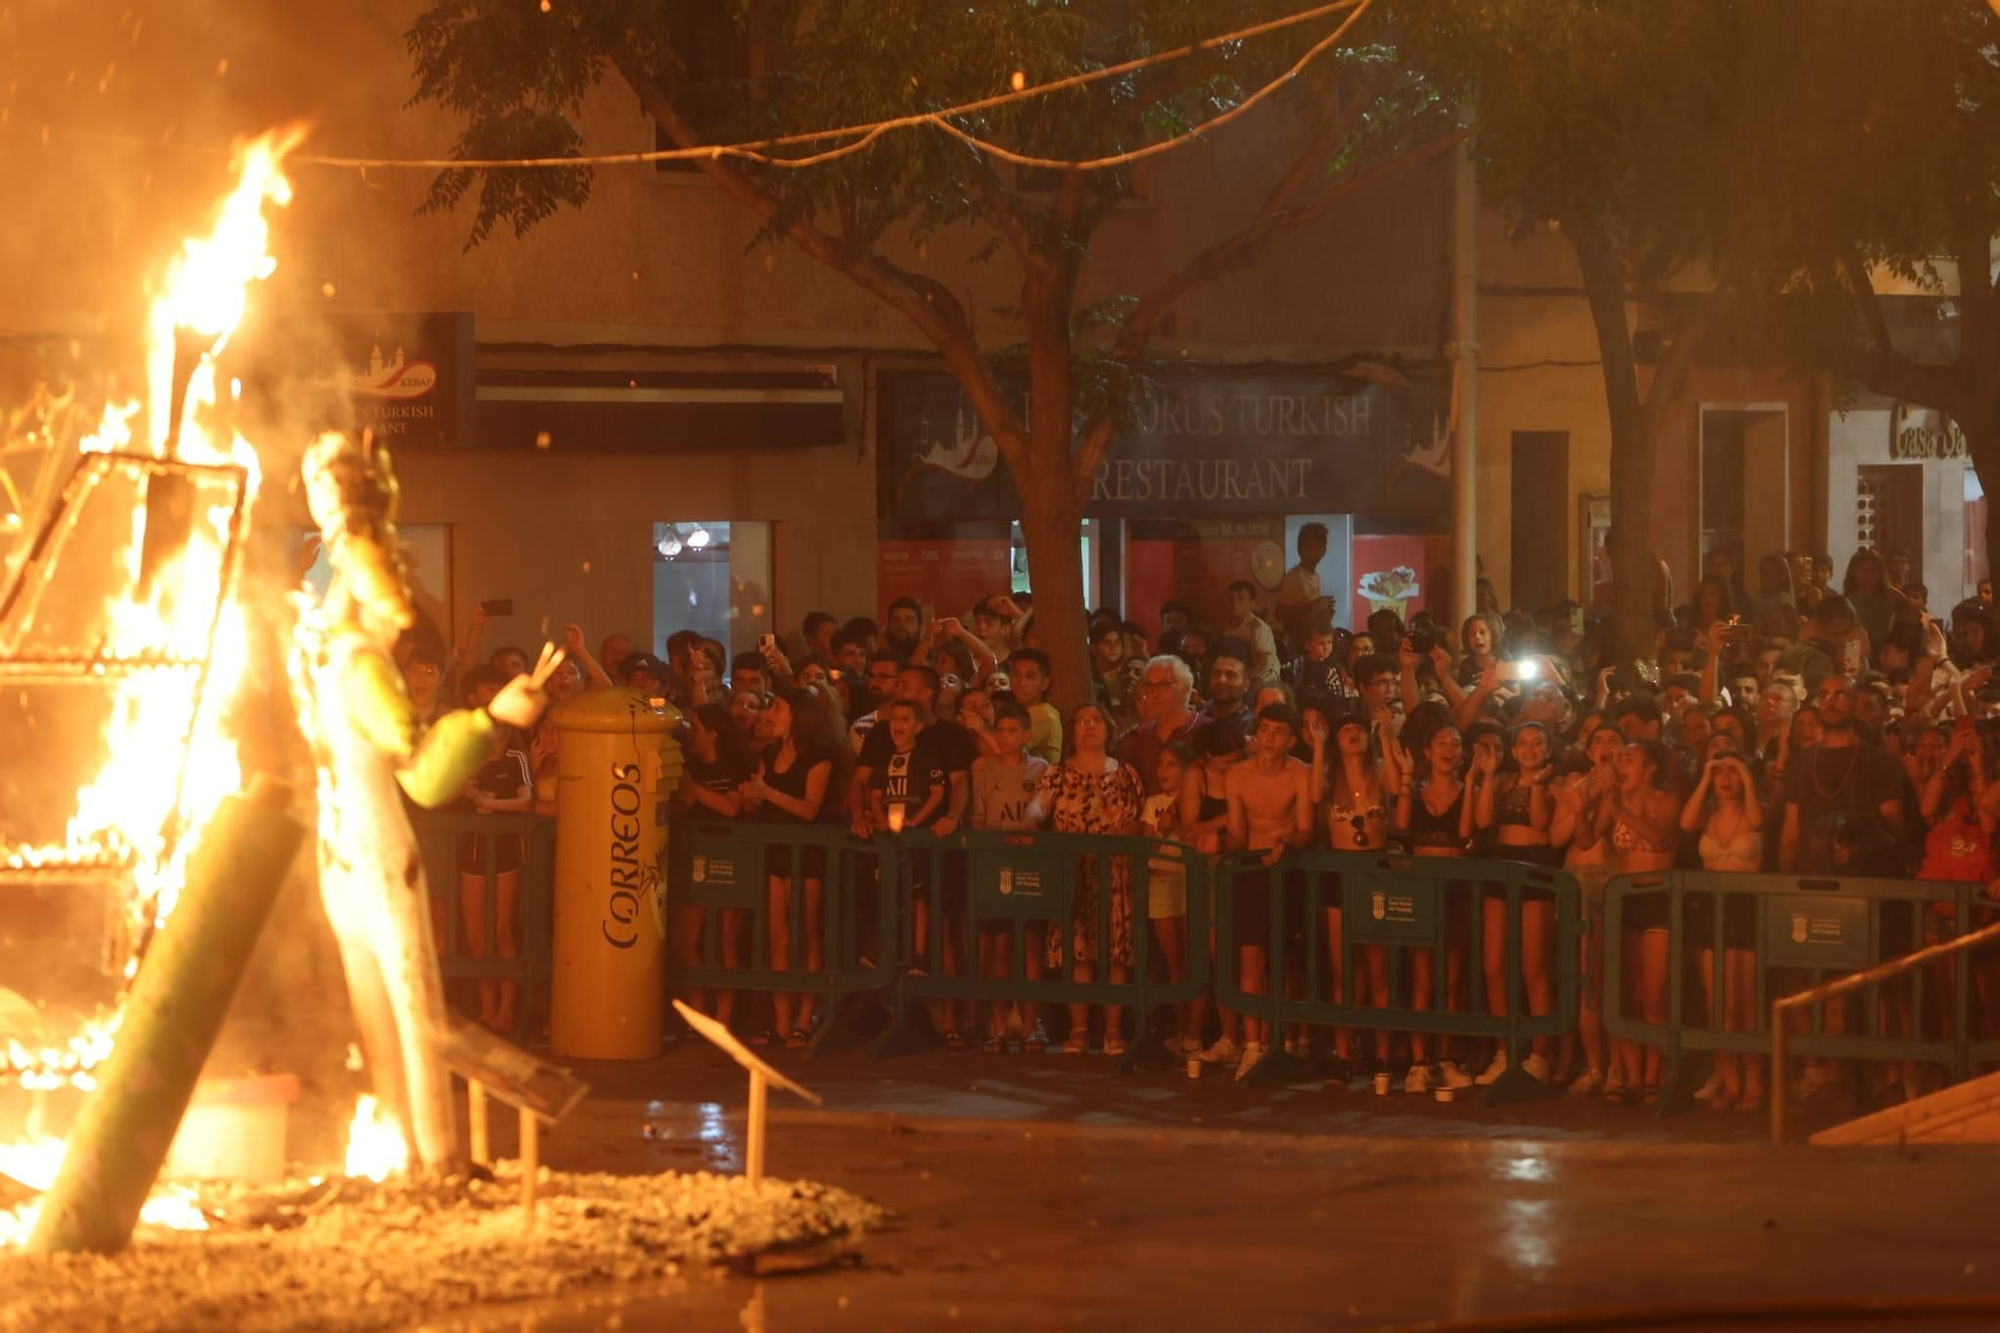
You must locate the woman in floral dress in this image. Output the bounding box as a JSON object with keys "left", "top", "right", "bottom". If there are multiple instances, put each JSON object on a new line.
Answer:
{"left": 1040, "top": 701, "right": 1146, "bottom": 1053}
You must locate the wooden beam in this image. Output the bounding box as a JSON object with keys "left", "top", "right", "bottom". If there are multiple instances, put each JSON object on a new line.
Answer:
{"left": 467, "top": 1081, "right": 490, "bottom": 1168}
{"left": 27, "top": 777, "right": 304, "bottom": 1254}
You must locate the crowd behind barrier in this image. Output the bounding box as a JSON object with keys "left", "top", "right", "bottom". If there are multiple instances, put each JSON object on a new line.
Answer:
{"left": 410, "top": 534, "right": 2000, "bottom": 1112}
{"left": 1603, "top": 871, "right": 2000, "bottom": 1106}
{"left": 410, "top": 810, "right": 556, "bottom": 1044}
{"left": 421, "top": 802, "right": 2000, "bottom": 1115}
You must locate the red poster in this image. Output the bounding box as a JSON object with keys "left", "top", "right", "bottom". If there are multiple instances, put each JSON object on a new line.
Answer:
{"left": 1350, "top": 535, "right": 1453, "bottom": 632}
{"left": 877, "top": 539, "right": 1013, "bottom": 622}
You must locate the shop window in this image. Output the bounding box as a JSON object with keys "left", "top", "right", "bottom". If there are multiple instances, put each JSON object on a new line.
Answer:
{"left": 653, "top": 521, "right": 773, "bottom": 657}
{"left": 1009, "top": 518, "right": 1098, "bottom": 605}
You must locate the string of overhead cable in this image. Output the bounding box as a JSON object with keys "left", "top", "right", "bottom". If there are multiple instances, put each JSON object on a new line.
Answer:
{"left": 3, "top": 0, "right": 1371, "bottom": 174}
{"left": 931, "top": 0, "right": 1372, "bottom": 172}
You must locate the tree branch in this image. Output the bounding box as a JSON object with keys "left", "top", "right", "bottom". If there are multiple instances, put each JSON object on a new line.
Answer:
{"left": 1814, "top": 337, "right": 1968, "bottom": 419}
{"left": 954, "top": 138, "right": 1040, "bottom": 266}
{"left": 1838, "top": 242, "right": 1895, "bottom": 358}
{"left": 1639, "top": 292, "right": 1718, "bottom": 443}
{"left": 1111, "top": 126, "right": 1457, "bottom": 364}
{"left": 618, "top": 58, "right": 1030, "bottom": 460}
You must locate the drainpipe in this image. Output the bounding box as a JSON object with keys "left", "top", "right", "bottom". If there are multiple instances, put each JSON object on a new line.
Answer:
{"left": 1449, "top": 124, "right": 1481, "bottom": 625}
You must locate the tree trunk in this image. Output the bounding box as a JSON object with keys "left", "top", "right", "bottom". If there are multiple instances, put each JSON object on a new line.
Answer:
{"left": 1570, "top": 219, "right": 1660, "bottom": 664}
{"left": 1014, "top": 441, "right": 1092, "bottom": 719}
{"left": 1967, "top": 412, "right": 2000, "bottom": 599}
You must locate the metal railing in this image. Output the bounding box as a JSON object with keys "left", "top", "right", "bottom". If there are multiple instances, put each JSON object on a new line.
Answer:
{"left": 1603, "top": 871, "right": 1994, "bottom": 1114}
{"left": 1771, "top": 916, "right": 2000, "bottom": 1143}
{"left": 881, "top": 828, "right": 1212, "bottom": 1060}
{"left": 409, "top": 810, "right": 557, "bottom": 1042}
{"left": 1214, "top": 849, "right": 1580, "bottom": 1098}
{"left": 668, "top": 817, "right": 903, "bottom": 1049}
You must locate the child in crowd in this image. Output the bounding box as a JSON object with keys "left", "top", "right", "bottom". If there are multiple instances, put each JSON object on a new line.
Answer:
{"left": 970, "top": 700, "right": 1053, "bottom": 1051}
{"left": 1008, "top": 647, "right": 1063, "bottom": 765}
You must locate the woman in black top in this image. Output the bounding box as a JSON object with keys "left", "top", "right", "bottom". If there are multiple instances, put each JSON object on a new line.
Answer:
{"left": 1388, "top": 721, "right": 1476, "bottom": 1092}
{"left": 457, "top": 723, "right": 532, "bottom": 1033}
{"left": 673, "top": 704, "right": 754, "bottom": 1029}
{"left": 740, "top": 687, "right": 840, "bottom": 1047}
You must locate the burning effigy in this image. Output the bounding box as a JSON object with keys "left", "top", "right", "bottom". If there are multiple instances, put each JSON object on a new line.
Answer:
{"left": 0, "top": 136, "right": 879, "bottom": 1325}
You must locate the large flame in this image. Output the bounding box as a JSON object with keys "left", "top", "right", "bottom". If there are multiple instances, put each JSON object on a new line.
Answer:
{"left": 3, "top": 134, "right": 296, "bottom": 1188}
{"left": 342, "top": 1094, "right": 409, "bottom": 1184}
{"left": 0, "top": 1136, "right": 207, "bottom": 1245}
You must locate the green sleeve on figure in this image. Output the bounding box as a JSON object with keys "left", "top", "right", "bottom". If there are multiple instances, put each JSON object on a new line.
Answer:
{"left": 399, "top": 708, "right": 496, "bottom": 808}
{"left": 340, "top": 644, "right": 496, "bottom": 808}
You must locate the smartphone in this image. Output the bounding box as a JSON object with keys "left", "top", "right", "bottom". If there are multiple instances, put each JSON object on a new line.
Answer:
{"left": 758, "top": 633, "right": 777, "bottom": 654}
{"left": 1498, "top": 659, "right": 1541, "bottom": 683}
{"left": 480, "top": 598, "right": 514, "bottom": 617}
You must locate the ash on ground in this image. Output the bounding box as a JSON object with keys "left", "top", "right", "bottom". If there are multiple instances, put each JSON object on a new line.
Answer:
{"left": 1, "top": 1165, "right": 887, "bottom": 1332}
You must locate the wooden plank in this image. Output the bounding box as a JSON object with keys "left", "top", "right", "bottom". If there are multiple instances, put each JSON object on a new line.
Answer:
{"left": 672, "top": 1000, "right": 822, "bottom": 1105}
{"left": 439, "top": 1018, "right": 590, "bottom": 1125}
{"left": 1811, "top": 1068, "right": 2000, "bottom": 1145}
{"left": 746, "top": 1070, "right": 768, "bottom": 1185}
{"left": 519, "top": 1106, "right": 538, "bottom": 1230}
{"left": 467, "top": 1081, "right": 490, "bottom": 1167}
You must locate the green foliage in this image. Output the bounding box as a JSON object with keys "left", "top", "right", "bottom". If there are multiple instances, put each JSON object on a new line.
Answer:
{"left": 403, "top": 0, "right": 1441, "bottom": 457}
{"left": 407, "top": 1, "right": 1342, "bottom": 252}
{"left": 1714, "top": 2, "right": 2000, "bottom": 360}
{"left": 1395, "top": 0, "right": 1733, "bottom": 275}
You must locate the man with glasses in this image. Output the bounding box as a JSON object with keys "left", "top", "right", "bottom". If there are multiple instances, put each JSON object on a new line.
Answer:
{"left": 1352, "top": 652, "right": 1401, "bottom": 729}
{"left": 1778, "top": 674, "right": 1905, "bottom": 874}
{"left": 847, "top": 650, "right": 906, "bottom": 752}
{"left": 1117, "top": 655, "right": 1201, "bottom": 797}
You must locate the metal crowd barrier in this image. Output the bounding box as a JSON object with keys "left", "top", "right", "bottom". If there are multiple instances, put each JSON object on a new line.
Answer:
{"left": 409, "top": 810, "right": 557, "bottom": 1042}
{"left": 667, "top": 817, "right": 902, "bottom": 1050}
{"left": 1601, "top": 871, "right": 1997, "bottom": 1112}
{"left": 877, "top": 828, "right": 1212, "bottom": 1065}
{"left": 1214, "top": 850, "right": 1582, "bottom": 1101}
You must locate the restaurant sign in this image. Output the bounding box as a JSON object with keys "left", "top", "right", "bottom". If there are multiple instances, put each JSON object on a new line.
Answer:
{"left": 1890, "top": 404, "right": 1969, "bottom": 461}
{"left": 879, "top": 368, "right": 1450, "bottom": 522}
{"left": 236, "top": 309, "right": 475, "bottom": 450}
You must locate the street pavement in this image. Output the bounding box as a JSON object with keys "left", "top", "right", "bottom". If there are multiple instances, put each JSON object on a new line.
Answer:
{"left": 416, "top": 1041, "right": 2000, "bottom": 1331}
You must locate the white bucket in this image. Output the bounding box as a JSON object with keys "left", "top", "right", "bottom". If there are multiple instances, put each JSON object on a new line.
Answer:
{"left": 165, "top": 1073, "right": 300, "bottom": 1182}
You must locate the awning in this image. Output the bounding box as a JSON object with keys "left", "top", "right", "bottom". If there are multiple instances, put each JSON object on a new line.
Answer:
{"left": 476, "top": 368, "right": 844, "bottom": 452}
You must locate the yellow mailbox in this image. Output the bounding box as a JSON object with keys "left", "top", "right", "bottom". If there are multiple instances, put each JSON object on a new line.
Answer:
{"left": 548, "top": 688, "right": 684, "bottom": 1059}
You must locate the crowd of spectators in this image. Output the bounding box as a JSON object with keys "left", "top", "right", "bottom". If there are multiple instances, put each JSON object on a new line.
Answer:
{"left": 408, "top": 528, "right": 2000, "bottom": 1107}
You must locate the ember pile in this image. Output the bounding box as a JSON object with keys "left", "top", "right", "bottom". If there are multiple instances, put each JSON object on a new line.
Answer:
{"left": 0, "top": 1165, "right": 888, "bottom": 1331}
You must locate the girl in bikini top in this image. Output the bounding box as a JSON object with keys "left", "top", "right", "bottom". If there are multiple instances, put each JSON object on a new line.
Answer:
{"left": 1697, "top": 823, "right": 1762, "bottom": 870}
{"left": 1611, "top": 816, "right": 1666, "bottom": 854}
{"left": 1408, "top": 781, "right": 1466, "bottom": 848}
{"left": 1496, "top": 781, "right": 1536, "bottom": 826}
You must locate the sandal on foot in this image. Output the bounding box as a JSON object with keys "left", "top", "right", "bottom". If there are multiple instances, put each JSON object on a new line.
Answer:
{"left": 748, "top": 1029, "right": 777, "bottom": 1048}
{"left": 784, "top": 1029, "right": 809, "bottom": 1050}
{"left": 1103, "top": 1035, "right": 1128, "bottom": 1057}
{"left": 1023, "top": 1024, "right": 1049, "bottom": 1055}
{"left": 1736, "top": 1092, "right": 1764, "bottom": 1113}
{"left": 1063, "top": 1031, "right": 1090, "bottom": 1055}
{"left": 983, "top": 1035, "right": 1005, "bottom": 1054}
{"left": 944, "top": 1030, "right": 967, "bottom": 1051}
{"left": 1641, "top": 1084, "right": 1660, "bottom": 1106}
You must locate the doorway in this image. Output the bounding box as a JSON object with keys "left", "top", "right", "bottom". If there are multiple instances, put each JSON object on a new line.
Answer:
{"left": 1509, "top": 432, "right": 1569, "bottom": 610}
{"left": 1700, "top": 407, "right": 1789, "bottom": 579}
{"left": 1857, "top": 465, "right": 1925, "bottom": 584}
